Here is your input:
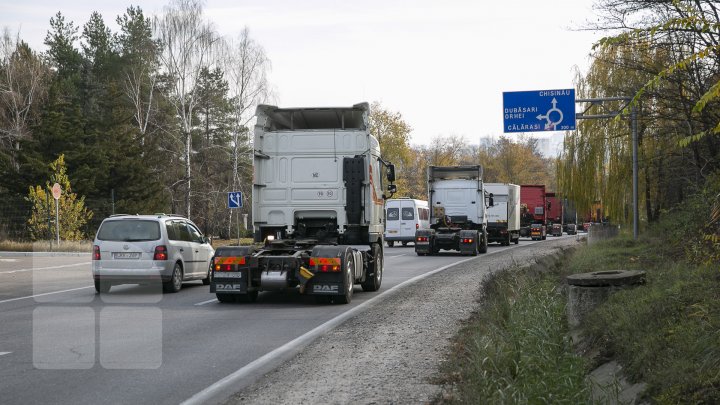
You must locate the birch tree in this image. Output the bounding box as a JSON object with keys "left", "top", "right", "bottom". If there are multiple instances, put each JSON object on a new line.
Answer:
{"left": 0, "top": 28, "right": 50, "bottom": 170}
{"left": 155, "top": 0, "right": 219, "bottom": 218}
{"left": 223, "top": 27, "right": 271, "bottom": 238}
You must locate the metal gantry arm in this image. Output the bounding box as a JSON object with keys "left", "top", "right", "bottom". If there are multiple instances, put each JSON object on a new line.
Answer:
{"left": 575, "top": 97, "right": 639, "bottom": 240}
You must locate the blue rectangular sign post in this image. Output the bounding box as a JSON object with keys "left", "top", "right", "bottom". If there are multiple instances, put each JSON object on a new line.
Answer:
{"left": 227, "top": 191, "right": 243, "bottom": 209}
{"left": 502, "top": 89, "right": 576, "bottom": 133}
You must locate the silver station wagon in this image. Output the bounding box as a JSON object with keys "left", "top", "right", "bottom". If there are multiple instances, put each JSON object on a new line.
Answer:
{"left": 92, "top": 214, "right": 214, "bottom": 293}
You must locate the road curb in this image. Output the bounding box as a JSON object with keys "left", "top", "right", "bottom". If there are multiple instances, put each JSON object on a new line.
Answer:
{"left": 0, "top": 251, "right": 90, "bottom": 257}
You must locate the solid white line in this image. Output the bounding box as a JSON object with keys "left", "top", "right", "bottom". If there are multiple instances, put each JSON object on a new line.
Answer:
{"left": 0, "top": 286, "right": 94, "bottom": 304}
{"left": 0, "top": 262, "right": 91, "bottom": 275}
{"left": 194, "top": 298, "right": 218, "bottom": 306}
{"left": 181, "top": 249, "right": 503, "bottom": 405}
{"left": 0, "top": 352, "right": 12, "bottom": 356}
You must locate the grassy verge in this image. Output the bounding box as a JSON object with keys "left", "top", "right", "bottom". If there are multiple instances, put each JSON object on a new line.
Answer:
{"left": 436, "top": 175, "right": 720, "bottom": 404}
{"left": 435, "top": 261, "right": 589, "bottom": 404}
{"left": 0, "top": 240, "right": 92, "bottom": 252}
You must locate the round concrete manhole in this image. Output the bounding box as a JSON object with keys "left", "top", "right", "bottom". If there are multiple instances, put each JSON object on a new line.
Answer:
{"left": 566, "top": 270, "right": 646, "bottom": 287}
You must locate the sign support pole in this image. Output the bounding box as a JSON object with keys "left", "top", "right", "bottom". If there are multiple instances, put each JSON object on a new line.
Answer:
{"left": 55, "top": 198, "right": 60, "bottom": 245}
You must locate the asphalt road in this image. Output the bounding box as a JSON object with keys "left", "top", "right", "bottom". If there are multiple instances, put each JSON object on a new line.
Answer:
{"left": 0, "top": 236, "right": 575, "bottom": 404}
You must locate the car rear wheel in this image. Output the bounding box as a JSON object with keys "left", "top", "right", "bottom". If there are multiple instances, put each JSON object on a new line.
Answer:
{"left": 202, "top": 264, "right": 211, "bottom": 285}
{"left": 94, "top": 279, "right": 111, "bottom": 294}
{"left": 163, "top": 263, "right": 183, "bottom": 293}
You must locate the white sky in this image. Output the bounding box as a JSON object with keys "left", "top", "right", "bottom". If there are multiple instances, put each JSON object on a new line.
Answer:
{"left": 2, "top": 0, "right": 603, "bottom": 150}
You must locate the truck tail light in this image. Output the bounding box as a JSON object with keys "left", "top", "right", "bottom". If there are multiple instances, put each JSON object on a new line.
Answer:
{"left": 309, "top": 257, "right": 341, "bottom": 272}
{"left": 93, "top": 245, "right": 101, "bottom": 260}
{"left": 213, "top": 256, "right": 246, "bottom": 271}
{"left": 153, "top": 245, "right": 168, "bottom": 260}
{"left": 461, "top": 238, "right": 474, "bottom": 244}
{"left": 416, "top": 236, "right": 428, "bottom": 242}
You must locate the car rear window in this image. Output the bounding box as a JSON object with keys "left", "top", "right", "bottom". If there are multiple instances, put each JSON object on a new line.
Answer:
{"left": 401, "top": 207, "right": 415, "bottom": 220}
{"left": 387, "top": 208, "right": 399, "bottom": 221}
{"left": 97, "top": 220, "right": 161, "bottom": 241}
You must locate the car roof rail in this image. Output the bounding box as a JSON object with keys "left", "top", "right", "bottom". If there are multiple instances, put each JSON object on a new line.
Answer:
{"left": 109, "top": 214, "right": 129, "bottom": 217}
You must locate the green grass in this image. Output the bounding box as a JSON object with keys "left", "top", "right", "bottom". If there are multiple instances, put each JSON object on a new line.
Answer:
{"left": 436, "top": 265, "right": 589, "bottom": 404}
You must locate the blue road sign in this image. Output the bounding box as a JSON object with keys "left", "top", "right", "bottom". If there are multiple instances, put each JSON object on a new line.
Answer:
{"left": 228, "top": 191, "right": 243, "bottom": 209}
{"left": 503, "top": 89, "right": 576, "bottom": 133}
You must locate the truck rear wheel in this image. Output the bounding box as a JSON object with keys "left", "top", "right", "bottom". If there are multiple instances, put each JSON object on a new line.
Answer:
{"left": 335, "top": 249, "right": 355, "bottom": 304}
{"left": 387, "top": 240, "right": 394, "bottom": 247}
{"left": 479, "top": 230, "right": 488, "bottom": 254}
{"left": 361, "top": 243, "right": 383, "bottom": 292}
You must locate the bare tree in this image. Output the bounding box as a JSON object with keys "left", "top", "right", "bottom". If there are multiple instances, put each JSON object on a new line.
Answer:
{"left": 0, "top": 28, "right": 50, "bottom": 170}
{"left": 154, "top": 0, "right": 220, "bottom": 218}
{"left": 222, "top": 27, "right": 271, "bottom": 238}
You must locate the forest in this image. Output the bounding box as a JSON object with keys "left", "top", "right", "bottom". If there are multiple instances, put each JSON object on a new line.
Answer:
{"left": 1, "top": 0, "right": 719, "bottom": 242}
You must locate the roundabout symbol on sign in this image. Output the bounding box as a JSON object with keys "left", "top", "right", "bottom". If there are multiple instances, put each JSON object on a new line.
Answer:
{"left": 536, "top": 98, "right": 564, "bottom": 130}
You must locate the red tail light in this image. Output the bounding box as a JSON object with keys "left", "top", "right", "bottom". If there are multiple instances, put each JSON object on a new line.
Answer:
{"left": 153, "top": 245, "right": 168, "bottom": 260}
{"left": 93, "top": 245, "right": 101, "bottom": 260}
{"left": 416, "top": 223, "right": 419, "bottom": 229}
{"left": 416, "top": 236, "right": 428, "bottom": 242}
{"left": 309, "top": 257, "right": 341, "bottom": 272}
{"left": 214, "top": 264, "right": 232, "bottom": 271}
{"left": 461, "top": 238, "right": 474, "bottom": 244}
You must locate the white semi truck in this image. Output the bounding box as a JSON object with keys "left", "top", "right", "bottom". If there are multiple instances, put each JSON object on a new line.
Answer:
{"left": 414, "top": 165, "right": 490, "bottom": 256}
{"left": 210, "top": 102, "right": 396, "bottom": 304}
{"left": 484, "top": 183, "right": 521, "bottom": 245}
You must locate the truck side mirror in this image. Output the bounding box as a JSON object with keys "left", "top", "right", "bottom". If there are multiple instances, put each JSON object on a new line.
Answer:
{"left": 488, "top": 193, "right": 494, "bottom": 207}
{"left": 385, "top": 184, "right": 397, "bottom": 199}
{"left": 386, "top": 164, "right": 396, "bottom": 182}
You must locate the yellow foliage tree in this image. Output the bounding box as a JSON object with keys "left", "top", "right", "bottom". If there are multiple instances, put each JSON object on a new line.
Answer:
{"left": 27, "top": 154, "right": 93, "bottom": 241}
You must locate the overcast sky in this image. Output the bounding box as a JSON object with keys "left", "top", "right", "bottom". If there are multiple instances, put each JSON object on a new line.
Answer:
{"left": 2, "top": 0, "right": 603, "bottom": 149}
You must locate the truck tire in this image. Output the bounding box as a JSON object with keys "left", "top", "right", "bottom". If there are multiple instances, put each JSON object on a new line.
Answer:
{"left": 504, "top": 233, "right": 511, "bottom": 246}
{"left": 479, "top": 230, "right": 488, "bottom": 254}
{"left": 387, "top": 240, "right": 394, "bottom": 248}
{"left": 361, "top": 243, "right": 383, "bottom": 292}
{"left": 335, "top": 249, "right": 355, "bottom": 304}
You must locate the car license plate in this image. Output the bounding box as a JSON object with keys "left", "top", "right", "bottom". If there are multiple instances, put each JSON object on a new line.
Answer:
{"left": 113, "top": 252, "right": 141, "bottom": 259}
{"left": 388, "top": 230, "right": 398, "bottom": 234}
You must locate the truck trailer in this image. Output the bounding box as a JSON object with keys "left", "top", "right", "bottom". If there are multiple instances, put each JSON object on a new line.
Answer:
{"left": 209, "top": 102, "right": 396, "bottom": 304}
{"left": 414, "top": 165, "right": 490, "bottom": 256}
{"left": 545, "top": 192, "right": 562, "bottom": 235}
{"left": 485, "top": 183, "right": 520, "bottom": 245}
{"left": 520, "top": 184, "right": 547, "bottom": 240}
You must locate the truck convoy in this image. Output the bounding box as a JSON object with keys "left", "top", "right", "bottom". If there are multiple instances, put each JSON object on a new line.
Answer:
{"left": 209, "top": 102, "right": 396, "bottom": 304}
{"left": 485, "top": 183, "right": 520, "bottom": 245}
{"left": 520, "top": 184, "right": 547, "bottom": 240}
{"left": 414, "top": 165, "right": 490, "bottom": 256}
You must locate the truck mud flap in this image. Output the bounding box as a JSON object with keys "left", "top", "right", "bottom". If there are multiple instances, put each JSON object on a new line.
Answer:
{"left": 414, "top": 229, "right": 433, "bottom": 254}
{"left": 211, "top": 269, "right": 250, "bottom": 294}
{"left": 458, "top": 230, "right": 479, "bottom": 255}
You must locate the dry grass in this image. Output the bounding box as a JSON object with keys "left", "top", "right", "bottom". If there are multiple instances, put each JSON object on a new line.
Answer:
{"left": 0, "top": 240, "right": 92, "bottom": 252}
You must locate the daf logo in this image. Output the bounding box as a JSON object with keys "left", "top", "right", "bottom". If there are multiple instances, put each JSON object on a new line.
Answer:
{"left": 216, "top": 284, "right": 238, "bottom": 290}
{"left": 313, "top": 285, "right": 339, "bottom": 292}
{"left": 123, "top": 245, "right": 130, "bottom": 250}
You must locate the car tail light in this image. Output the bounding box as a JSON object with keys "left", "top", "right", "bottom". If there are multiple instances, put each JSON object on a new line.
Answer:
{"left": 93, "top": 245, "right": 101, "bottom": 260}
{"left": 309, "top": 257, "right": 341, "bottom": 272}
{"left": 153, "top": 245, "right": 168, "bottom": 260}
{"left": 416, "top": 223, "right": 419, "bottom": 229}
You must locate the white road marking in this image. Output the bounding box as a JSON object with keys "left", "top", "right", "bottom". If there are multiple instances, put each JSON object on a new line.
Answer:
{"left": 0, "top": 352, "right": 12, "bottom": 356}
{"left": 0, "top": 286, "right": 94, "bottom": 304}
{"left": 194, "top": 298, "right": 218, "bottom": 306}
{"left": 181, "top": 248, "right": 503, "bottom": 405}
{"left": 386, "top": 253, "right": 407, "bottom": 259}
{"left": 0, "top": 262, "right": 91, "bottom": 275}
{"left": 0, "top": 259, "right": 18, "bottom": 262}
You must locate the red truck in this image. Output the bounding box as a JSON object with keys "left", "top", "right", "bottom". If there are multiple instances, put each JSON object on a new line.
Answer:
{"left": 520, "top": 185, "right": 546, "bottom": 240}
{"left": 545, "top": 192, "right": 562, "bottom": 235}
